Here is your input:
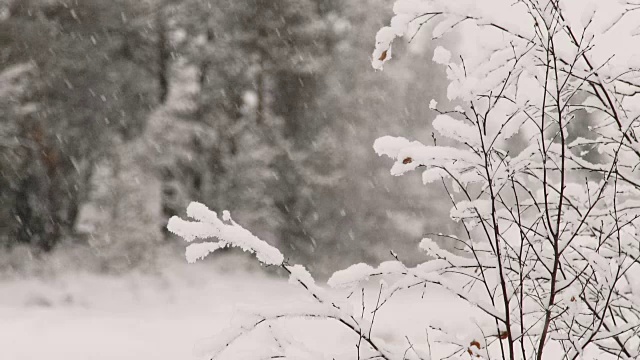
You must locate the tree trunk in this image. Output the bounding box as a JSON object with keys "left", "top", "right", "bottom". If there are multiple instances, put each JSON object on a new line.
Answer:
{"left": 156, "top": 8, "right": 169, "bottom": 104}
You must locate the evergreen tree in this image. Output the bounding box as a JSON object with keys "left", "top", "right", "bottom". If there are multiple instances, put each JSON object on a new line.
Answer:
{"left": 0, "top": 0, "right": 157, "bottom": 251}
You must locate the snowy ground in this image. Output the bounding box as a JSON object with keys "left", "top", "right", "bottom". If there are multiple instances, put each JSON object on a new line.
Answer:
{"left": 0, "top": 256, "right": 475, "bottom": 360}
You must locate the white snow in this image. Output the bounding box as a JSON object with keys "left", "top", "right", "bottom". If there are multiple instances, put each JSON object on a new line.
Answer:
{"left": 168, "top": 202, "right": 285, "bottom": 266}
{"left": 185, "top": 241, "right": 227, "bottom": 264}
{"left": 432, "top": 114, "right": 479, "bottom": 145}
{"left": 0, "top": 263, "right": 477, "bottom": 360}
{"left": 327, "top": 263, "right": 375, "bottom": 288}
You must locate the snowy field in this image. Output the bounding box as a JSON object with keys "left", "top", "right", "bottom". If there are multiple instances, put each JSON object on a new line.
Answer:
{"left": 0, "top": 257, "right": 474, "bottom": 360}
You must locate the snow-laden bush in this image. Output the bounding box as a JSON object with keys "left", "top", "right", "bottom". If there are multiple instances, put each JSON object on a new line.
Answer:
{"left": 168, "top": 1, "right": 640, "bottom": 359}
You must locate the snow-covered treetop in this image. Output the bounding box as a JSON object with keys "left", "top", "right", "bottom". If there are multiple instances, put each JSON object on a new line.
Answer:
{"left": 372, "top": 0, "right": 640, "bottom": 141}
{"left": 373, "top": 0, "right": 640, "bottom": 188}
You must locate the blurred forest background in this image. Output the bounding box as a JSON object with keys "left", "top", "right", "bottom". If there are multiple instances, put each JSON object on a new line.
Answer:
{"left": 0, "top": 0, "right": 453, "bottom": 277}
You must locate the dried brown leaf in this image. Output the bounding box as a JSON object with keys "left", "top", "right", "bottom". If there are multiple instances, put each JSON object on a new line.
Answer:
{"left": 379, "top": 50, "right": 388, "bottom": 61}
